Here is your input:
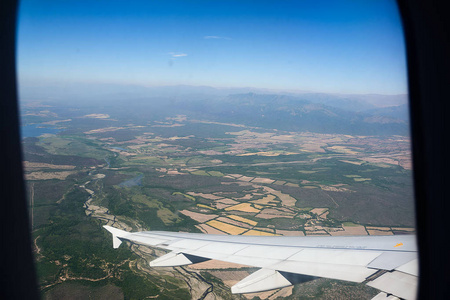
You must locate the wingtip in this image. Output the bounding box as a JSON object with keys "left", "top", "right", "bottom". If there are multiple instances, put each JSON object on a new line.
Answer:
{"left": 103, "top": 225, "right": 126, "bottom": 249}
{"left": 103, "top": 225, "right": 115, "bottom": 232}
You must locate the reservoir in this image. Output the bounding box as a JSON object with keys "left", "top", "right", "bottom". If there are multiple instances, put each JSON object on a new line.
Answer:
{"left": 21, "top": 124, "right": 61, "bottom": 138}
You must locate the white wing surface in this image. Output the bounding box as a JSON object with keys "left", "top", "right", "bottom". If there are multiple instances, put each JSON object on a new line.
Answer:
{"left": 103, "top": 225, "right": 417, "bottom": 299}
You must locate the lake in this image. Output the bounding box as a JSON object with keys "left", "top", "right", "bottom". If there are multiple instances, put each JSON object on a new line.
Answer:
{"left": 21, "top": 124, "right": 61, "bottom": 138}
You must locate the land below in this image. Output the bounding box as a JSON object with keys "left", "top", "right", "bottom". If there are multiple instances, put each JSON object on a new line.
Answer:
{"left": 21, "top": 92, "right": 414, "bottom": 299}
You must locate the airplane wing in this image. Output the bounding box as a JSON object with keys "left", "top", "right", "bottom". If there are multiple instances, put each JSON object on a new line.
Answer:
{"left": 103, "top": 225, "right": 417, "bottom": 300}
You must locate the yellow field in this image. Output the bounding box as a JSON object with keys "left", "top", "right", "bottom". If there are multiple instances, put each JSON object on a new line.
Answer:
{"left": 172, "top": 192, "right": 196, "bottom": 201}
{"left": 354, "top": 178, "right": 371, "bottom": 182}
{"left": 327, "top": 146, "right": 359, "bottom": 155}
{"left": 237, "top": 151, "right": 280, "bottom": 157}
{"left": 206, "top": 220, "right": 247, "bottom": 235}
{"left": 197, "top": 204, "right": 216, "bottom": 210}
{"left": 242, "top": 230, "right": 280, "bottom": 236}
{"left": 392, "top": 227, "right": 415, "bottom": 232}
{"left": 340, "top": 160, "right": 364, "bottom": 165}
{"left": 225, "top": 203, "right": 262, "bottom": 213}
{"left": 229, "top": 215, "right": 257, "bottom": 226}
{"left": 188, "top": 192, "right": 223, "bottom": 200}
{"left": 250, "top": 195, "right": 278, "bottom": 206}
{"left": 263, "top": 187, "right": 296, "bottom": 206}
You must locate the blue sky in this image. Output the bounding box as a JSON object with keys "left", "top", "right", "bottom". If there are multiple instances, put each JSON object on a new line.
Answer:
{"left": 17, "top": 0, "right": 407, "bottom": 94}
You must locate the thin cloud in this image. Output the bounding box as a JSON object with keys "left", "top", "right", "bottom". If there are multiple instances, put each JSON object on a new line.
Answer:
{"left": 204, "top": 35, "right": 231, "bottom": 40}
{"left": 168, "top": 52, "right": 188, "bottom": 58}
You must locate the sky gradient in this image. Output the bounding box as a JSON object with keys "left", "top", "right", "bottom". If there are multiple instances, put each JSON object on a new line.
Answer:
{"left": 17, "top": 0, "right": 407, "bottom": 95}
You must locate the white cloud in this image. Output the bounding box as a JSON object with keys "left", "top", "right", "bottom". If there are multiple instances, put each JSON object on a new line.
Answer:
{"left": 168, "top": 52, "right": 188, "bottom": 58}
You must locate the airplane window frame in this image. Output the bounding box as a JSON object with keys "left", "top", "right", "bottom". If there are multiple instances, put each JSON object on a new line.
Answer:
{"left": 2, "top": 0, "right": 450, "bottom": 299}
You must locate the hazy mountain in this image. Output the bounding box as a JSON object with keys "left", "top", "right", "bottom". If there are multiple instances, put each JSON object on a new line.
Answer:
{"left": 19, "top": 83, "right": 410, "bottom": 136}
{"left": 20, "top": 82, "right": 406, "bottom": 105}
{"left": 112, "top": 92, "right": 408, "bottom": 136}
{"left": 365, "top": 104, "right": 410, "bottom": 121}
{"left": 199, "top": 93, "right": 409, "bottom": 135}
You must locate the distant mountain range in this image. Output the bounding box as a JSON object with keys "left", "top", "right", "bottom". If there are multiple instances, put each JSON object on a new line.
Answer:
{"left": 20, "top": 83, "right": 410, "bottom": 136}
{"left": 171, "top": 93, "right": 410, "bottom": 136}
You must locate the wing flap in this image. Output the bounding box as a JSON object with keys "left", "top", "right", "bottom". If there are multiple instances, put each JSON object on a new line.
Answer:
{"left": 231, "top": 269, "right": 291, "bottom": 294}
{"left": 149, "top": 252, "right": 210, "bottom": 267}
{"left": 367, "top": 252, "right": 417, "bottom": 271}
{"left": 182, "top": 249, "right": 283, "bottom": 268}
{"left": 271, "top": 260, "right": 377, "bottom": 282}
{"left": 395, "top": 258, "right": 418, "bottom": 276}
{"left": 367, "top": 271, "right": 417, "bottom": 300}
{"left": 371, "top": 292, "right": 400, "bottom": 300}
